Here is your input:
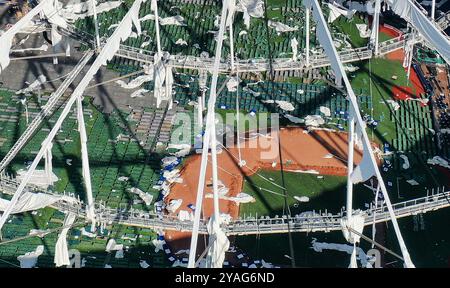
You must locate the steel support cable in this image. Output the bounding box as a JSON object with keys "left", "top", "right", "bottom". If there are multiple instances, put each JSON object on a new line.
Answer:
{"left": 262, "top": 0, "right": 296, "bottom": 267}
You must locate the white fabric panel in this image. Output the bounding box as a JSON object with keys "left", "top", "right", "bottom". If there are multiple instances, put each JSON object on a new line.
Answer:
{"left": 410, "top": 5, "right": 450, "bottom": 62}
{"left": 327, "top": 2, "right": 355, "bottom": 23}
{"left": 386, "top": 0, "right": 450, "bottom": 63}
{"left": 350, "top": 140, "right": 376, "bottom": 183}
{"left": 54, "top": 212, "right": 76, "bottom": 267}
{"left": 349, "top": 244, "right": 358, "bottom": 268}
{"left": 387, "top": 0, "right": 411, "bottom": 18}
{"left": 17, "top": 245, "right": 44, "bottom": 268}
{"left": 41, "top": 0, "right": 68, "bottom": 28}
{"left": 0, "top": 192, "right": 77, "bottom": 214}
{"left": 205, "top": 216, "right": 230, "bottom": 268}
{"left": 0, "top": 0, "right": 50, "bottom": 74}
{"left": 340, "top": 212, "right": 365, "bottom": 243}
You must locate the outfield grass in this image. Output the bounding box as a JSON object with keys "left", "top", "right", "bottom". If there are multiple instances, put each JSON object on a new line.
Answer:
{"left": 239, "top": 170, "right": 373, "bottom": 217}
{"left": 350, "top": 57, "right": 410, "bottom": 145}
{"left": 332, "top": 14, "right": 369, "bottom": 48}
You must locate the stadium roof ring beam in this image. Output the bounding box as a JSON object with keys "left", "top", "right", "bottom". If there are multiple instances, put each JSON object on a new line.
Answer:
{"left": 0, "top": 0, "right": 450, "bottom": 268}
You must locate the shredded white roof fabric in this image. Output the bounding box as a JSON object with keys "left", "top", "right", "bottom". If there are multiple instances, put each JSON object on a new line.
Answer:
{"left": 116, "top": 74, "right": 153, "bottom": 89}
{"left": 54, "top": 212, "right": 76, "bottom": 267}
{"left": 11, "top": 44, "right": 49, "bottom": 53}
{"left": 205, "top": 216, "right": 230, "bottom": 268}
{"left": 15, "top": 75, "right": 47, "bottom": 95}
{"left": 166, "top": 199, "right": 183, "bottom": 213}
{"left": 160, "top": 15, "right": 186, "bottom": 26}
{"left": 427, "top": 156, "right": 450, "bottom": 169}
{"left": 400, "top": 154, "right": 410, "bottom": 169}
{"left": 268, "top": 20, "right": 299, "bottom": 34}
{"left": 356, "top": 24, "right": 371, "bottom": 38}
{"left": 140, "top": 260, "right": 150, "bottom": 268}
{"left": 16, "top": 169, "right": 58, "bottom": 189}
{"left": 319, "top": 106, "right": 331, "bottom": 117}
{"left": 311, "top": 238, "right": 372, "bottom": 268}
{"left": 130, "top": 88, "right": 148, "bottom": 98}
{"left": 0, "top": 192, "right": 77, "bottom": 214}
{"left": 326, "top": 2, "right": 356, "bottom": 23}
{"left": 340, "top": 211, "right": 365, "bottom": 244}
{"left": 304, "top": 115, "right": 325, "bottom": 127}
{"left": 175, "top": 38, "right": 188, "bottom": 46}
{"left": 105, "top": 239, "right": 124, "bottom": 252}
{"left": 128, "top": 187, "right": 154, "bottom": 205}
{"left": 152, "top": 239, "right": 165, "bottom": 253}
{"left": 167, "top": 143, "right": 191, "bottom": 157}
{"left": 17, "top": 245, "right": 44, "bottom": 268}
{"left": 60, "top": 0, "right": 124, "bottom": 22}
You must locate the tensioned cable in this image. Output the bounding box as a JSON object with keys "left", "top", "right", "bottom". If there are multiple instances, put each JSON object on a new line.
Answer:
{"left": 262, "top": 0, "right": 296, "bottom": 267}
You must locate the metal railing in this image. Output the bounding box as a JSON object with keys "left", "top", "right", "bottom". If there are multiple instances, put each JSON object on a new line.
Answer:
{"left": 1, "top": 175, "right": 449, "bottom": 235}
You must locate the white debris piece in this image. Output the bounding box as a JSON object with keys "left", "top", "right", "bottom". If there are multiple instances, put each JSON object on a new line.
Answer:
{"left": 427, "top": 156, "right": 450, "bottom": 169}
{"left": 291, "top": 38, "right": 298, "bottom": 61}
{"left": 206, "top": 193, "right": 255, "bottom": 204}
{"left": 128, "top": 187, "right": 153, "bottom": 206}
{"left": 167, "top": 143, "right": 191, "bottom": 157}
{"left": 386, "top": 99, "right": 400, "bottom": 111}
{"left": 311, "top": 238, "right": 372, "bottom": 268}
{"left": 205, "top": 216, "right": 230, "bottom": 268}
{"left": 356, "top": 24, "right": 371, "bottom": 38}
{"left": 140, "top": 260, "right": 150, "bottom": 268}
{"left": 326, "top": 2, "right": 356, "bottom": 23}
{"left": 175, "top": 38, "right": 188, "bottom": 46}
{"left": 54, "top": 213, "right": 76, "bottom": 267}
{"left": 16, "top": 169, "right": 58, "bottom": 189}
{"left": 268, "top": 20, "right": 298, "bottom": 34}
{"left": 236, "top": 0, "right": 265, "bottom": 29}
{"left": 80, "top": 227, "right": 97, "bottom": 238}
{"left": 178, "top": 210, "right": 194, "bottom": 221}
{"left": 130, "top": 89, "right": 148, "bottom": 98}
{"left": 400, "top": 154, "right": 410, "bottom": 169}
{"left": 275, "top": 100, "right": 295, "bottom": 111}
{"left": 0, "top": 191, "right": 77, "bottom": 214}
{"left": 239, "top": 30, "right": 248, "bottom": 37}
{"left": 319, "top": 106, "right": 331, "bottom": 117}
{"left": 140, "top": 41, "right": 150, "bottom": 48}
{"left": 152, "top": 239, "right": 165, "bottom": 253}
{"left": 139, "top": 14, "right": 155, "bottom": 22}
{"left": 226, "top": 77, "right": 239, "bottom": 92}
{"left": 105, "top": 239, "right": 123, "bottom": 252}
{"left": 116, "top": 74, "right": 153, "bottom": 89}
{"left": 340, "top": 211, "right": 365, "bottom": 244}
{"left": 406, "top": 179, "right": 420, "bottom": 186}
{"left": 162, "top": 156, "right": 178, "bottom": 167}
{"left": 16, "top": 75, "right": 46, "bottom": 95}
{"left": 166, "top": 199, "right": 183, "bottom": 213}
{"left": 160, "top": 15, "right": 186, "bottom": 26}
{"left": 304, "top": 115, "right": 325, "bottom": 127}
{"left": 60, "top": 1, "right": 124, "bottom": 22}
{"left": 344, "top": 64, "right": 359, "bottom": 72}
{"left": 29, "top": 229, "right": 51, "bottom": 238}
{"left": 17, "top": 245, "right": 44, "bottom": 268}
{"left": 294, "top": 196, "right": 310, "bottom": 203}
{"left": 11, "top": 44, "right": 49, "bottom": 53}
{"left": 118, "top": 176, "right": 129, "bottom": 182}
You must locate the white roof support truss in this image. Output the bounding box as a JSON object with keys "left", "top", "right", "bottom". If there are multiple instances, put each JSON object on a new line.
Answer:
{"left": 188, "top": 0, "right": 231, "bottom": 269}
{"left": 303, "top": 0, "right": 415, "bottom": 268}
